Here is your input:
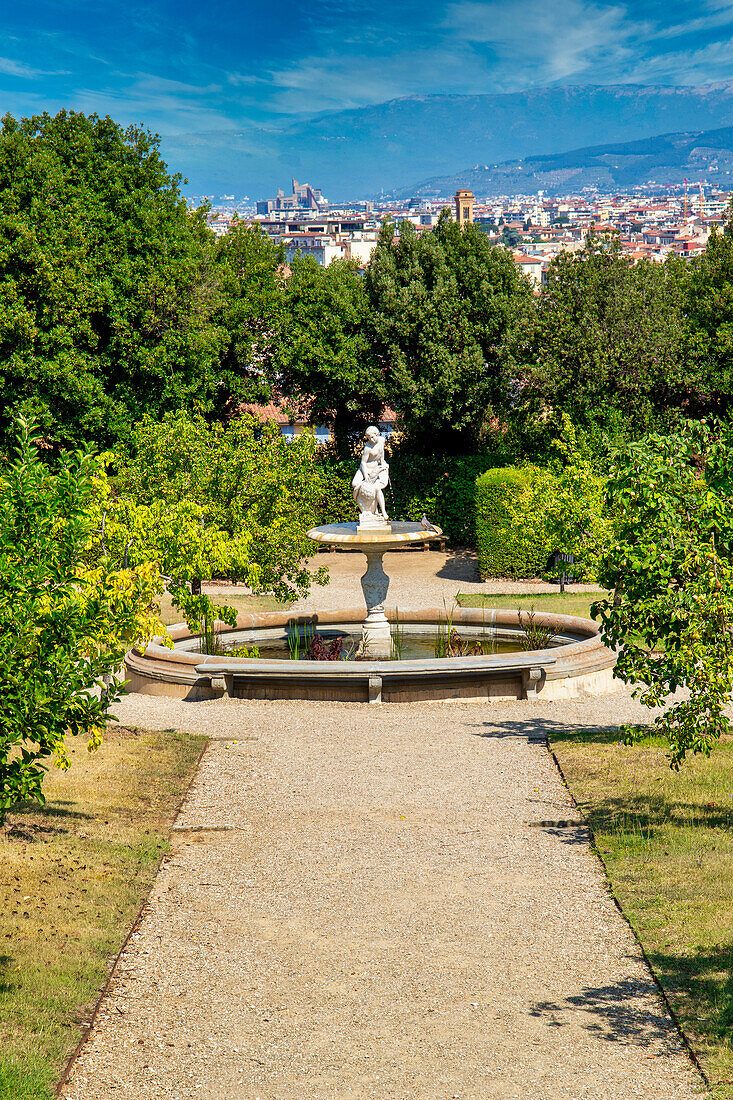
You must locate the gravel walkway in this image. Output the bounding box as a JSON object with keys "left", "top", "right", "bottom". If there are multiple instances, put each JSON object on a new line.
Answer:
{"left": 205, "top": 548, "right": 602, "bottom": 613}
{"left": 61, "top": 692, "right": 704, "bottom": 1100}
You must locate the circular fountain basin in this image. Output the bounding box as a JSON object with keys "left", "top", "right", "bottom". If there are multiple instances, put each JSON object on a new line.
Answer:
{"left": 125, "top": 606, "right": 619, "bottom": 703}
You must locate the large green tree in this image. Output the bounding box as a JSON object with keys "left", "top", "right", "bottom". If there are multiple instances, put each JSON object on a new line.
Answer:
{"left": 522, "top": 234, "right": 687, "bottom": 443}
{"left": 364, "top": 212, "right": 531, "bottom": 453}
{"left": 213, "top": 220, "right": 283, "bottom": 412}
{"left": 680, "top": 212, "right": 733, "bottom": 416}
{"left": 0, "top": 110, "right": 266, "bottom": 449}
{"left": 277, "top": 256, "right": 384, "bottom": 456}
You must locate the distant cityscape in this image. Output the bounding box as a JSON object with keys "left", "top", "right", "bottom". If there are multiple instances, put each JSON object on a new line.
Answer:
{"left": 190, "top": 175, "right": 731, "bottom": 288}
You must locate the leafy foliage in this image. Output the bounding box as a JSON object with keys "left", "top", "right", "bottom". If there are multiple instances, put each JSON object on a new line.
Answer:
{"left": 365, "top": 213, "right": 531, "bottom": 453}
{"left": 0, "top": 420, "right": 162, "bottom": 818}
{"left": 594, "top": 420, "right": 733, "bottom": 766}
{"left": 0, "top": 110, "right": 269, "bottom": 451}
{"left": 111, "top": 411, "right": 327, "bottom": 638}
{"left": 388, "top": 449, "right": 503, "bottom": 544}
{"left": 522, "top": 234, "right": 688, "bottom": 442}
{"left": 513, "top": 416, "right": 613, "bottom": 582}
{"left": 312, "top": 446, "right": 503, "bottom": 542}
{"left": 680, "top": 216, "right": 733, "bottom": 416}
{"left": 277, "top": 257, "right": 385, "bottom": 455}
{"left": 212, "top": 219, "right": 283, "bottom": 410}
{"left": 475, "top": 466, "right": 551, "bottom": 579}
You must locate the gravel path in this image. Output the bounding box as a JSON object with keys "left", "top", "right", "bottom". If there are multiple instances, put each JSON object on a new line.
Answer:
{"left": 61, "top": 692, "right": 704, "bottom": 1100}
{"left": 205, "top": 548, "right": 602, "bottom": 614}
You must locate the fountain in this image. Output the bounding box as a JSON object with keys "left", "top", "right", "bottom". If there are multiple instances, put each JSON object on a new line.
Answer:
{"left": 306, "top": 425, "right": 442, "bottom": 657}
{"left": 125, "top": 427, "right": 618, "bottom": 703}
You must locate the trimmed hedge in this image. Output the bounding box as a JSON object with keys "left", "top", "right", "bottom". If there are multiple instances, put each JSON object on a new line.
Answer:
{"left": 388, "top": 452, "right": 503, "bottom": 545}
{"left": 475, "top": 466, "right": 552, "bottom": 579}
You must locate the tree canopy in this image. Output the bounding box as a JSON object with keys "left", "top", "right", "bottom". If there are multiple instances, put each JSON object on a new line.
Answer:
{"left": 521, "top": 234, "right": 688, "bottom": 444}
{"left": 276, "top": 256, "right": 384, "bottom": 456}
{"left": 365, "top": 212, "right": 531, "bottom": 453}
{"left": 0, "top": 110, "right": 267, "bottom": 450}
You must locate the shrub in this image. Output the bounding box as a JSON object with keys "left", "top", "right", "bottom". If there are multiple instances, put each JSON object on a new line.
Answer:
{"left": 475, "top": 466, "right": 551, "bottom": 579}
{"left": 314, "top": 454, "right": 355, "bottom": 524}
{"left": 111, "top": 411, "right": 328, "bottom": 637}
{"left": 512, "top": 417, "right": 613, "bottom": 583}
{"left": 386, "top": 450, "right": 504, "bottom": 544}
{"left": 0, "top": 420, "right": 162, "bottom": 819}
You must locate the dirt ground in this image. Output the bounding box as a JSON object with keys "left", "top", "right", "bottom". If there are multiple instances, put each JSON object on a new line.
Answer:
{"left": 60, "top": 691, "right": 704, "bottom": 1100}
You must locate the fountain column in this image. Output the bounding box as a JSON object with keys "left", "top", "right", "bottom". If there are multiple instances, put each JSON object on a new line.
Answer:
{"left": 360, "top": 547, "right": 391, "bottom": 658}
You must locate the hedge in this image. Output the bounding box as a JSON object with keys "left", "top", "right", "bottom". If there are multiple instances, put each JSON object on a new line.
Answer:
{"left": 475, "top": 466, "right": 552, "bottom": 579}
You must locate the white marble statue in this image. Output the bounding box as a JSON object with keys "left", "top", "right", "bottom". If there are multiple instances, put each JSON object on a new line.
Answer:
{"left": 352, "top": 426, "right": 390, "bottom": 528}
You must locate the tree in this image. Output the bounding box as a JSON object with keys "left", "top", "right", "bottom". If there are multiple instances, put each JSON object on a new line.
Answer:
{"left": 111, "top": 411, "right": 327, "bottom": 640}
{"left": 501, "top": 226, "right": 521, "bottom": 248}
{"left": 522, "top": 234, "right": 688, "bottom": 444}
{"left": 364, "top": 213, "right": 531, "bottom": 453}
{"left": 277, "top": 257, "right": 384, "bottom": 456}
{"left": 593, "top": 419, "right": 733, "bottom": 766}
{"left": 0, "top": 110, "right": 234, "bottom": 449}
{"left": 212, "top": 220, "right": 282, "bottom": 412}
{"left": 679, "top": 210, "right": 733, "bottom": 416}
{"left": 0, "top": 420, "right": 162, "bottom": 819}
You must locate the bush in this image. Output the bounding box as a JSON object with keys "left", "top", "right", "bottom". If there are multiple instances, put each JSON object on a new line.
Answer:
{"left": 387, "top": 450, "right": 503, "bottom": 544}
{"left": 0, "top": 420, "right": 162, "bottom": 819}
{"left": 475, "top": 466, "right": 551, "bottom": 579}
{"left": 314, "top": 454, "right": 355, "bottom": 524}
{"left": 511, "top": 417, "right": 613, "bottom": 583}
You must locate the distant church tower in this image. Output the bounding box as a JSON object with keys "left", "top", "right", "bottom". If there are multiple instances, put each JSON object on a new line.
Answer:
{"left": 455, "top": 189, "right": 475, "bottom": 227}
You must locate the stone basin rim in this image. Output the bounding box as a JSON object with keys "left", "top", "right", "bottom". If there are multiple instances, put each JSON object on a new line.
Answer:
{"left": 307, "top": 520, "right": 443, "bottom": 547}
{"left": 125, "top": 606, "right": 618, "bottom": 702}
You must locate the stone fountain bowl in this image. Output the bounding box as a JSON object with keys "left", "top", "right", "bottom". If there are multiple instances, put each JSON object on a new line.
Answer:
{"left": 124, "top": 606, "right": 620, "bottom": 704}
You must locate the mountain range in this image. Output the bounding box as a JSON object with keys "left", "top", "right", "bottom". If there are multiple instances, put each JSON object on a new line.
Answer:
{"left": 392, "top": 126, "right": 733, "bottom": 199}
{"left": 173, "top": 82, "right": 733, "bottom": 199}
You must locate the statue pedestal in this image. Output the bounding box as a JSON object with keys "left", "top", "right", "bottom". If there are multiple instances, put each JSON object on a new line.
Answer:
{"left": 360, "top": 548, "right": 391, "bottom": 658}
{"left": 357, "top": 513, "right": 391, "bottom": 533}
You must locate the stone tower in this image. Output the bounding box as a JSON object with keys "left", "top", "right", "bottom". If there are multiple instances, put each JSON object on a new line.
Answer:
{"left": 455, "top": 189, "right": 475, "bottom": 227}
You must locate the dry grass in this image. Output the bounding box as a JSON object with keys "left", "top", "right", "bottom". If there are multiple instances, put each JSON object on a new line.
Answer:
{"left": 551, "top": 728, "right": 733, "bottom": 1097}
{"left": 0, "top": 725, "right": 205, "bottom": 1099}
{"left": 457, "top": 591, "right": 608, "bottom": 619}
{"left": 158, "top": 590, "right": 284, "bottom": 626}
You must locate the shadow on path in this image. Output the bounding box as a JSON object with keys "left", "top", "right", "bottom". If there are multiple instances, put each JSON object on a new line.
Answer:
{"left": 529, "top": 975, "right": 676, "bottom": 1046}
{"left": 466, "top": 717, "right": 623, "bottom": 741}
{"left": 435, "top": 550, "right": 481, "bottom": 582}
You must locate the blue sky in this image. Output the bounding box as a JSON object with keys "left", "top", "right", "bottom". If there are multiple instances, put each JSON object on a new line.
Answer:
{"left": 3, "top": 0, "right": 733, "bottom": 192}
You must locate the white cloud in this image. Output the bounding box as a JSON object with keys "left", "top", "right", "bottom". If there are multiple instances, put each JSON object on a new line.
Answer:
{"left": 0, "top": 56, "right": 69, "bottom": 79}
{"left": 446, "top": 0, "right": 646, "bottom": 82}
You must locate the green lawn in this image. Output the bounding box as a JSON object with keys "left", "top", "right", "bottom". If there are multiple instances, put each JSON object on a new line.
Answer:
{"left": 457, "top": 590, "right": 607, "bottom": 620}
{"left": 551, "top": 729, "right": 733, "bottom": 1097}
{"left": 0, "top": 726, "right": 205, "bottom": 1099}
